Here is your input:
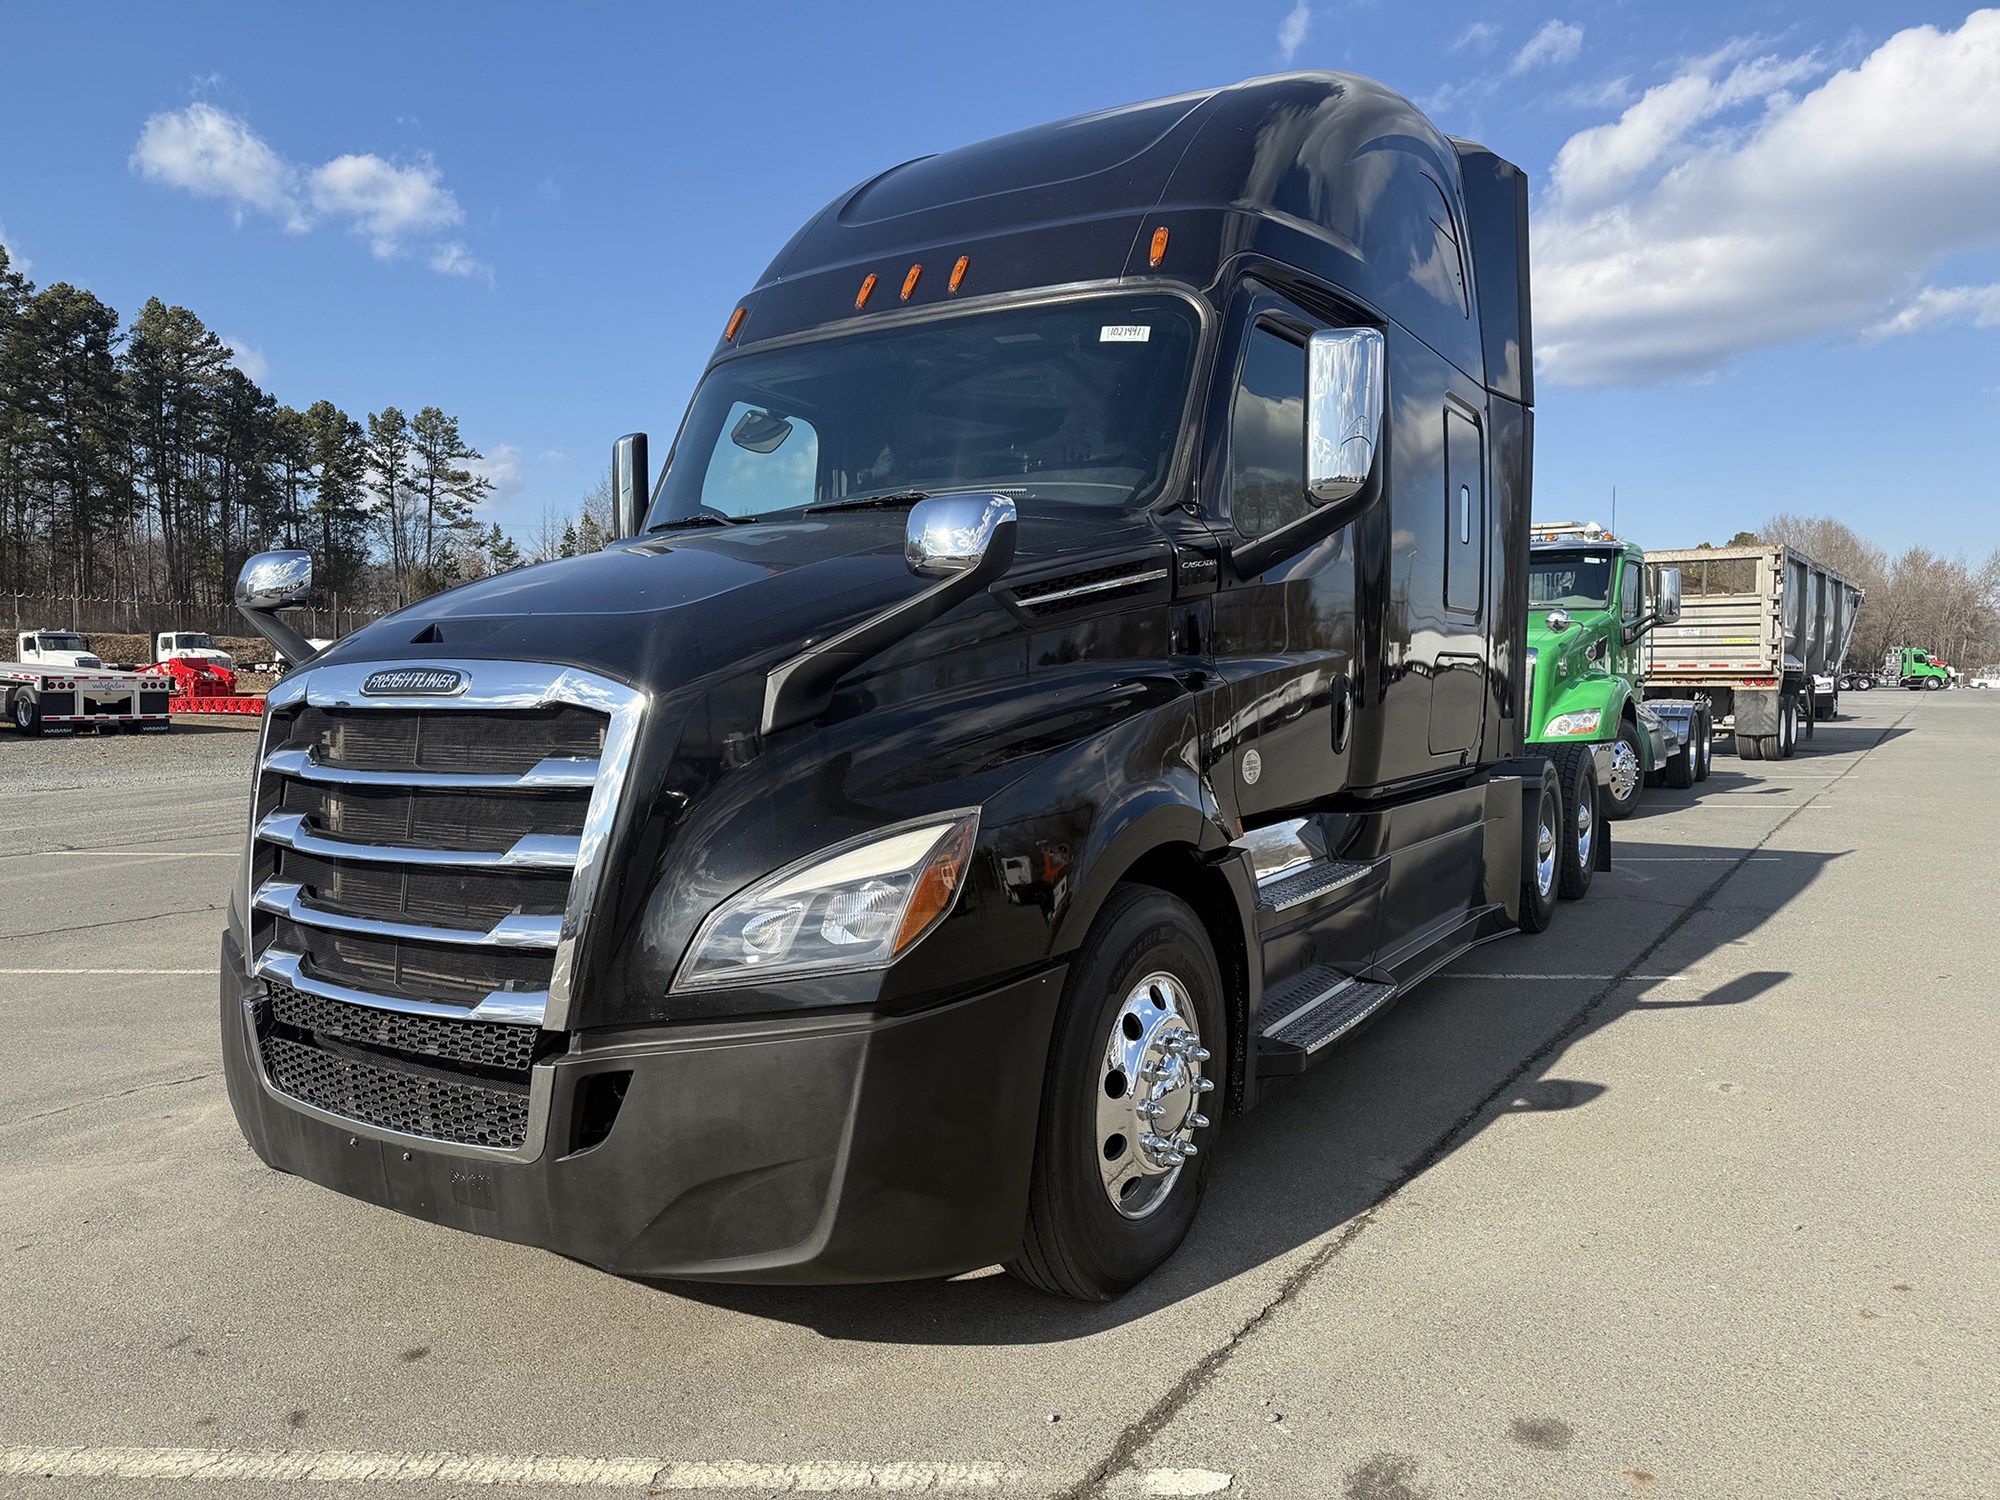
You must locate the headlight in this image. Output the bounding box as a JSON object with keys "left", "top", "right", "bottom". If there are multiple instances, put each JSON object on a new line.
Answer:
{"left": 1544, "top": 709, "right": 1602, "bottom": 736}
{"left": 673, "top": 812, "right": 979, "bottom": 991}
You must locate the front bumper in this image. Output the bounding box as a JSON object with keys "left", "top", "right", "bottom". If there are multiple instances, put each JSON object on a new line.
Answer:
{"left": 221, "top": 932, "right": 1065, "bottom": 1282}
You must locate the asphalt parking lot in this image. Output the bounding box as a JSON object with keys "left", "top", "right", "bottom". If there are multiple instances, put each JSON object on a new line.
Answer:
{"left": 2, "top": 693, "right": 1994, "bottom": 1499}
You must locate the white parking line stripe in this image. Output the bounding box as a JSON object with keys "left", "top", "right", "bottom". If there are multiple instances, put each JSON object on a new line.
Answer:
{"left": 0, "top": 1445, "right": 1134, "bottom": 1491}
{"left": 1444, "top": 973, "right": 1678, "bottom": 981}
{"left": 0, "top": 968, "right": 212, "bottom": 975}
{"left": 1620, "top": 856, "right": 1782, "bottom": 862}
{"left": 17, "top": 850, "right": 237, "bottom": 857}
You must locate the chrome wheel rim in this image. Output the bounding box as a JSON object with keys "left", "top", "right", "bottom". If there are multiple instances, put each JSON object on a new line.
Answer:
{"left": 1608, "top": 739, "right": 1641, "bottom": 803}
{"left": 1575, "top": 792, "right": 1594, "bottom": 866}
{"left": 1097, "top": 971, "right": 1213, "bottom": 1220}
{"left": 1700, "top": 728, "right": 1712, "bottom": 776}
{"left": 1535, "top": 804, "right": 1557, "bottom": 898}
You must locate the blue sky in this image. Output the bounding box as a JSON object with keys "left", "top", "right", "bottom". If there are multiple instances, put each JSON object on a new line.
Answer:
{"left": 2, "top": 1, "right": 1996, "bottom": 556}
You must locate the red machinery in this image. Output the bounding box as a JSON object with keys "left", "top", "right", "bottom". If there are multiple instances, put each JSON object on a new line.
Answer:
{"left": 140, "top": 657, "right": 267, "bottom": 716}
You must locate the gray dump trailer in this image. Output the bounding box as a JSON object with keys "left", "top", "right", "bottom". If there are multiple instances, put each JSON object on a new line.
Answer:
{"left": 1640, "top": 544, "right": 1864, "bottom": 762}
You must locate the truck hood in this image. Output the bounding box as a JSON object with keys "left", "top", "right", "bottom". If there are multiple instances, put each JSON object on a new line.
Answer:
{"left": 308, "top": 510, "right": 1161, "bottom": 705}
{"left": 31, "top": 652, "right": 103, "bottom": 669}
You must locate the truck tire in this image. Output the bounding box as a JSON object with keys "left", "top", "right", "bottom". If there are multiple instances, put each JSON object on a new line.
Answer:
{"left": 1604, "top": 718, "right": 1644, "bottom": 821}
{"left": 9, "top": 692, "right": 40, "bottom": 736}
{"left": 1692, "top": 709, "right": 1713, "bottom": 782}
{"left": 1736, "top": 730, "right": 1763, "bottom": 760}
{"left": 1816, "top": 692, "right": 1837, "bottom": 721}
{"left": 1549, "top": 745, "right": 1596, "bottom": 901}
{"left": 1775, "top": 695, "right": 1798, "bottom": 759}
{"left": 1664, "top": 732, "right": 1695, "bottom": 789}
{"left": 1007, "top": 885, "right": 1224, "bottom": 1300}
{"left": 1518, "top": 771, "right": 1560, "bottom": 934}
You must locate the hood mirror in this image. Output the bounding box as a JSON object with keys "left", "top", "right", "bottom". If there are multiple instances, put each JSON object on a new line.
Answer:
{"left": 905, "top": 493, "right": 1018, "bottom": 578}
{"left": 612, "top": 433, "right": 649, "bottom": 540}
{"left": 236, "top": 550, "right": 313, "bottom": 611}
{"left": 730, "top": 408, "right": 795, "bottom": 455}
{"left": 235, "top": 550, "right": 320, "bottom": 668}
{"left": 1307, "top": 327, "right": 1385, "bottom": 508}
{"left": 1545, "top": 608, "right": 1574, "bottom": 634}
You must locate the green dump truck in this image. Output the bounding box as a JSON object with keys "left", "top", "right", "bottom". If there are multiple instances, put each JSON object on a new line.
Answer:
{"left": 1527, "top": 523, "right": 1712, "bottom": 830}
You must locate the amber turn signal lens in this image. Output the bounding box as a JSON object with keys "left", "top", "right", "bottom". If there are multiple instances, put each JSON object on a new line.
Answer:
{"left": 892, "top": 819, "right": 976, "bottom": 955}
{"left": 1149, "top": 226, "right": 1169, "bottom": 267}
{"left": 900, "top": 264, "right": 922, "bottom": 301}
{"left": 855, "top": 273, "right": 878, "bottom": 310}
{"left": 948, "top": 255, "right": 969, "bottom": 292}
{"left": 723, "top": 306, "right": 746, "bottom": 341}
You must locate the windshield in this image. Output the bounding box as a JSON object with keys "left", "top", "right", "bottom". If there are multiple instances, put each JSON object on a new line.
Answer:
{"left": 174, "top": 634, "right": 217, "bottom": 649}
{"left": 647, "top": 295, "right": 1201, "bottom": 527}
{"left": 1530, "top": 554, "right": 1613, "bottom": 610}
{"left": 39, "top": 633, "right": 86, "bottom": 651}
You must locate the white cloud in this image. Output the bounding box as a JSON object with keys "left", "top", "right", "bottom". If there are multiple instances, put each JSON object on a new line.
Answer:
{"left": 131, "top": 101, "right": 481, "bottom": 276}
{"left": 1455, "top": 22, "right": 1501, "bottom": 53}
{"left": 1533, "top": 10, "right": 2000, "bottom": 386}
{"left": 1865, "top": 282, "right": 2000, "bottom": 340}
{"left": 1512, "top": 20, "right": 1584, "bottom": 74}
{"left": 0, "top": 222, "right": 28, "bottom": 278}
{"left": 221, "top": 335, "right": 269, "bottom": 382}
{"left": 132, "top": 101, "right": 308, "bottom": 230}
{"left": 308, "top": 153, "right": 461, "bottom": 258}
{"left": 468, "top": 442, "right": 524, "bottom": 508}
{"left": 1277, "top": 0, "right": 1310, "bottom": 64}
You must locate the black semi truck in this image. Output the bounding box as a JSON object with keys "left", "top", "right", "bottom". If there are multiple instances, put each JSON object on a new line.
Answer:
{"left": 223, "top": 72, "right": 1607, "bottom": 1299}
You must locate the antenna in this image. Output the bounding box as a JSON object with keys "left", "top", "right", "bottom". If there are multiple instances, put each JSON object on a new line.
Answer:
{"left": 1611, "top": 484, "right": 1617, "bottom": 535}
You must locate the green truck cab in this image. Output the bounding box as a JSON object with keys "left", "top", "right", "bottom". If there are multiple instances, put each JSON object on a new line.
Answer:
{"left": 1526, "top": 524, "right": 1713, "bottom": 822}
{"left": 1890, "top": 646, "right": 1949, "bottom": 690}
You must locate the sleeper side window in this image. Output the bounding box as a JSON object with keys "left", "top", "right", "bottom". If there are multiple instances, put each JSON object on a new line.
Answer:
{"left": 1621, "top": 561, "right": 1643, "bottom": 621}
{"left": 1228, "top": 327, "right": 1309, "bottom": 539}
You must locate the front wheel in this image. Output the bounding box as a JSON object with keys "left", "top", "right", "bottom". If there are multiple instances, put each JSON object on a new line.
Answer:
{"left": 1007, "top": 886, "right": 1224, "bottom": 1300}
{"left": 1518, "top": 772, "right": 1560, "bottom": 933}
{"left": 1604, "top": 719, "right": 1645, "bottom": 820}
{"left": 1548, "top": 745, "right": 1597, "bottom": 901}
{"left": 1926, "top": 676, "right": 1945, "bottom": 691}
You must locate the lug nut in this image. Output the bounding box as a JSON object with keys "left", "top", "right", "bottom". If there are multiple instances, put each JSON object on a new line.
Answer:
{"left": 1186, "top": 1045, "right": 1212, "bottom": 1062}
{"left": 1195, "top": 1077, "right": 1217, "bottom": 1093}
{"left": 1189, "top": 1113, "right": 1210, "bottom": 1130}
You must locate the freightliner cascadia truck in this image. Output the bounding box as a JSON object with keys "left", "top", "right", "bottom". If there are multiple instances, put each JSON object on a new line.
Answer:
{"left": 222, "top": 72, "right": 1609, "bottom": 1299}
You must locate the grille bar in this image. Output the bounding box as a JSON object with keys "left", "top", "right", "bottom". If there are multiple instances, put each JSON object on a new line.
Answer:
{"left": 264, "top": 746, "right": 601, "bottom": 791}
{"left": 254, "top": 879, "right": 563, "bottom": 950}
{"left": 256, "top": 811, "right": 580, "bottom": 871}
{"left": 255, "top": 948, "right": 548, "bottom": 1025}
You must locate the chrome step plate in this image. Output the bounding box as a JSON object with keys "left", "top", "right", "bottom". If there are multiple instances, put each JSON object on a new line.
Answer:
{"left": 1257, "top": 965, "right": 1397, "bottom": 1073}
{"left": 1255, "top": 859, "right": 1371, "bottom": 913}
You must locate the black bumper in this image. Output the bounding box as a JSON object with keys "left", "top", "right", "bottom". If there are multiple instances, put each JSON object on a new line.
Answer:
{"left": 221, "top": 933, "right": 1064, "bottom": 1282}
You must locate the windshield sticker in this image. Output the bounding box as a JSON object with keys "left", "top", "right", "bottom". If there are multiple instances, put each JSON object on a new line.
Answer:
{"left": 1100, "top": 325, "right": 1152, "bottom": 343}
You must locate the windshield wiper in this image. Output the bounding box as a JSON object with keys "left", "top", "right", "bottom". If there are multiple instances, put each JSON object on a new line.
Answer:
{"left": 647, "top": 512, "right": 744, "bottom": 532}
{"left": 804, "top": 490, "right": 930, "bottom": 514}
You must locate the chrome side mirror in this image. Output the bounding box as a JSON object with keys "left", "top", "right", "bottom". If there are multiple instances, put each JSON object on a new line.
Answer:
{"left": 1306, "top": 327, "right": 1386, "bottom": 506}
{"left": 612, "top": 433, "right": 649, "bottom": 540}
{"left": 1545, "top": 609, "right": 1574, "bottom": 634}
{"left": 236, "top": 550, "right": 313, "bottom": 610}
{"left": 235, "top": 550, "right": 320, "bottom": 668}
{"left": 905, "top": 493, "right": 1018, "bottom": 578}
{"left": 1652, "top": 566, "right": 1683, "bottom": 626}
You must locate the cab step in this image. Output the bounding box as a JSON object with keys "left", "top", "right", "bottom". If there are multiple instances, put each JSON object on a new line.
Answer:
{"left": 1255, "top": 859, "right": 1371, "bottom": 912}
{"left": 1256, "top": 965, "right": 1398, "bottom": 1074}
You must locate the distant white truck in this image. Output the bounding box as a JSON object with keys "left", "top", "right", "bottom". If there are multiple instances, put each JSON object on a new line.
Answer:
{"left": 154, "top": 630, "right": 235, "bottom": 670}
{"left": 5, "top": 630, "right": 173, "bottom": 735}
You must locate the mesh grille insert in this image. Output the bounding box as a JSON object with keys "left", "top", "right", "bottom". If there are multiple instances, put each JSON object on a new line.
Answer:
{"left": 266, "top": 981, "right": 541, "bottom": 1072}
{"left": 272, "top": 918, "right": 553, "bottom": 1005}
{"left": 278, "top": 705, "right": 603, "bottom": 774}
{"left": 259, "top": 1031, "right": 531, "bottom": 1149}
{"left": 276, "top": 849, "right": 567, "bottom": 931}
{"left": 278, "top": 780, "right": 586, "bottom": 849}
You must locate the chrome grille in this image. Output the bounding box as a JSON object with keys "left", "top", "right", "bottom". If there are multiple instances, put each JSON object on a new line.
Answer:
{"left": 244, "top": 660, "right": 645, "bottom": 1158}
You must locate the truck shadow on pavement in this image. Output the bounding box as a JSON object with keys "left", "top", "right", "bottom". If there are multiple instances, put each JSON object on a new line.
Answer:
{"left": 663, "top": 838, "right": 1840, "bottom": 1344}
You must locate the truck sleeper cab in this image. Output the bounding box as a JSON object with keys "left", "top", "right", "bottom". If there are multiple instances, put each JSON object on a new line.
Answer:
{"left": 221, "top": 72, "right": 1598, "bottom": 1299}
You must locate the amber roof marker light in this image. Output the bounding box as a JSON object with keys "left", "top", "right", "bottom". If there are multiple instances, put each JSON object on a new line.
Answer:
{"left": 948, "top": 256, "right": 969, "bottom": 293}
{"left": 900, "top": 264, "right": 923, "bottom": 302}
{"left": 723, "top": 306, "right": 746, "bottom": 341}
{"left": 855, "top": 273, "right": 879, "bottom": 310}
{"left": 1149, "top": 226, "right": 1169, "bottom": 268}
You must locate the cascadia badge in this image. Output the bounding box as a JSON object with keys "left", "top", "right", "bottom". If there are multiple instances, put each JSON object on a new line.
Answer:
{"left": 361, "top": 666, "right": 467, "bottom": 697}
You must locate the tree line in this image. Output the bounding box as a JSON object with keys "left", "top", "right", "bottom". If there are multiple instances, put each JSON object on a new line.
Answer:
{"left": 0, "top": 242, "right": 542, "bottom": 621}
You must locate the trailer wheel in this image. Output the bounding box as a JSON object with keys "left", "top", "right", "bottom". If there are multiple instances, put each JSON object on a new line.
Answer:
{"left": 1548, "top": 746, "right": 1596, "bottom": 901}
{"left": 1775, "top": 695, "right": 1798, "bottom": 759}
{"left": 1664, "top": 732, "right": 1695, "bottom": 789}
{"left": 9, "top": 692, "right": 41, "bottom": 736}
{"left": 1517, "top": 771, "right": 1561, "bottom": 933}
{"left": 1692, "top": 710, "right": 1714, "bottom": 782}
{"left": 1007, "top": 885, "right": 1223, "bottom": 1301}
{"left": 1737, "top": 730, "right": 1764, "bottom": 760}
{"left": 1604, "top": 719, "right": 1644, "bottom": 820}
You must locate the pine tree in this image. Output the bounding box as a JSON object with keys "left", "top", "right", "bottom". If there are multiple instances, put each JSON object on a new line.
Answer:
{"left": 484, "top": 522, "right": 523, "bottom": 573}
{"left": 305, "top": 400, "right": 370, "bottom": 606}
{"left": 16, "top": 283, "right": 132, "bottom": 598}
{"left": 122, "top": 299, "right": 231, "bottom": 601}
{"left": 0, "top": 243, "right": 36, "bottom": 597}
{"left": 407, "top": 406, "right": 493, "bottom": 597}
{"left": 366, "top": 407, "right": 417, "bottom": 604}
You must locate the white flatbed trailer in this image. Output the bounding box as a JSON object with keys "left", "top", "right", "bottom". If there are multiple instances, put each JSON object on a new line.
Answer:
{"left": 3, "top": 664, "right": 175, "bottom": 734}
